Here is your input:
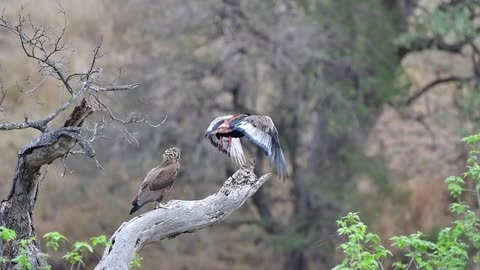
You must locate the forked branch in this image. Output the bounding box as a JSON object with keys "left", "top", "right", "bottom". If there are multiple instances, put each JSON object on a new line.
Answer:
{"left": 95, "top": 160, "right": 271, "bottom": 270}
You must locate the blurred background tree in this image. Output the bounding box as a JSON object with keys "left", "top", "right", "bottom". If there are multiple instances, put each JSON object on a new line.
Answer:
{"left": 1, "top": 0, "right": 479, "bottom": 269}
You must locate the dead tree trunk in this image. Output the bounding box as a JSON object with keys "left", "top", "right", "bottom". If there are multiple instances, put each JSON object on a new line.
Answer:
{"left": 95, "top": 160, "right": 271, "bottom": 270}
{"left": 0, "top": 100, "right": 93, "bottom": 269}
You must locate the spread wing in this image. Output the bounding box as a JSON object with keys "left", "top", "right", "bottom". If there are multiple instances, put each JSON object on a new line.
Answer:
{"left": 233, "top": 115, "right": 288, "bottom": 177}
{"left": 233, "top": 115, "right": 276, "bottom": 155}
{"left": 208, "top": 135, "right": 246, "bottom": 165}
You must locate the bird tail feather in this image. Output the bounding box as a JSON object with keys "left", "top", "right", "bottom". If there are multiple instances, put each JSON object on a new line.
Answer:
{"left": 130, "top": 202, "right": 143, "bottom": 215}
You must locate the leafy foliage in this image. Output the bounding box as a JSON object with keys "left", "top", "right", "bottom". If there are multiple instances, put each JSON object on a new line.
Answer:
{"left": 43, "top": 232, "right": 68, "bottom": 251}
{"left": 334, "top": 133, "right": 480, "bottom": 269}
{"left": 1, "top": 229, "right": 122, "bottom": 269}
{"left": 129, "top": 253, "right": 143, "bottom": 269}
{"left": 0, "top": 226, "right": 16, "bottom": 241}
{"left": 394, "top": 1, "right": 476, "bottom": 49}
{"left": 62, "top": 235, "right": 112, "bottom": 268}
{"left": 333, "top": 212, "right": 391, "bottom": 270}
{"left": 11, "top": 237, "right": 36, "bottom": 270}
{"left": 90, "top": 235, "right": 111, "bottom": 247}
{"left": 11, "top": 248, "right": 32, "bottom": 270}
{"left": 0, "top": 228, "right": 45, "bottom": 269}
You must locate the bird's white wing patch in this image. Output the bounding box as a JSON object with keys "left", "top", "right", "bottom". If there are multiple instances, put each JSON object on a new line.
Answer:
{"left": 206, "top": 115, "right": 233, "bottom": 133}
{"left": 236, "top": 122, "right": 272, "bottom": 155}
{"left": 229, "top": 138, "right": 246, "bottom": 165}
{"left": 208, "top": 135, "right": 246, "bottom": 165}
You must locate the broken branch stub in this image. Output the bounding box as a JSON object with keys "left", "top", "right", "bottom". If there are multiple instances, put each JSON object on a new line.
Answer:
{"left": 95, "top": 159, "right": 271, "bottom": 270}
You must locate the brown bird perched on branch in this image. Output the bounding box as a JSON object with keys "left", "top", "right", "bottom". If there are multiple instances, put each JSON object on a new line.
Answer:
{"left": 130, "top": 147, "right": 181, "bottom": 215}
{"left": 205, "top": 113, "right": 288, "bottom": 177}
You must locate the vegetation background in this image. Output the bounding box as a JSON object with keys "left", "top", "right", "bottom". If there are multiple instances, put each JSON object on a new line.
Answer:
{"left": 0, "top": 0, "right": 478, "bottom": 269}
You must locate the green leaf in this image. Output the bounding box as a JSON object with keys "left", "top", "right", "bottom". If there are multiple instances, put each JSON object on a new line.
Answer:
{"left": 461, "top": 134, "right": 480, "bottom": 143}
{"left": 450, "top": 202, "right": 467, "bottom": 214}
{"left": 129, "top": 254, "right": 143, "bottom": 269}
{"left": 11, "top": 250, "right": 32, "bottom": 270}
{"left": 63, "top": 251, "right": 83, "bottom": 265}
{"left": 43, "top": 232, "right": 68, "bottom": 251}
{"left": 90, "top": 235, "right": 110, "bottom": 247}
{"left": 0, "top": 226, "right": 16, "bottom": 241}
{"left": 73, "top": 241, "right": 94, "bottom": 253}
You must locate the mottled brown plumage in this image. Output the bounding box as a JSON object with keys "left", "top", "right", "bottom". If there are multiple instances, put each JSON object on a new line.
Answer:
{"left": 130, "top": 147, "right": 181, "bottom": 215}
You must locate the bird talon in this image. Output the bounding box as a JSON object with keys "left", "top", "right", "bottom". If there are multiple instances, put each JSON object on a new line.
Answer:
{"left": 155, "top": 203, "right": 171, "bottom": 210}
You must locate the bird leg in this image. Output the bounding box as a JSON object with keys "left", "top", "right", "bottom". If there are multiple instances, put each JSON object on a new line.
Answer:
{"left": 228, "top": 136, "right": 232, "bottom": 147}
{"left": 219, "top": 138, "right": 223, "bottom": 150}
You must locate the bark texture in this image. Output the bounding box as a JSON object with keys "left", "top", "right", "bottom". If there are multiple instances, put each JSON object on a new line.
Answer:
{"left": 95, "top": 160, "right": 271, "bottom": 270}
{"left": 0, "top": 99, "right": 93, "bottom": 269}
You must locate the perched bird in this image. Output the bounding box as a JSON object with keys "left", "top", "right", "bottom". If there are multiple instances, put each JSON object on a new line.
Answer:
{"left": 205, "top": 113, "right": 288, "bottom": 177}
{"left": 130, "top": 147, "right": 181, "bottom": 215}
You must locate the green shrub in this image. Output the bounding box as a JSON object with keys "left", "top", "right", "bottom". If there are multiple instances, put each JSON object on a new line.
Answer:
{"left": 334, "top": 133, "right": 480, "bottom": 269}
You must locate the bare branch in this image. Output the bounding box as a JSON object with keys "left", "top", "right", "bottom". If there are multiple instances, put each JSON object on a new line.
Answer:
{"left": 89, "top": 90, "right": 165, "bottom": 129}
{"left": 1, "top": 14, "right": 74, "bottom": 94}
{"left": 17, "top": 70, "right": 53, "bottom": 102}
{"left": 95, "top": 160, "right": 272, "bottom": 270}
{"left": 404, "top": 76, "right": 471, "bottom": 106}
{"left": 0, "top": 83, "right": 87, "bottom": 132}
{"left": 89, "top": 83, "right": 140, "bottom": 92}
{"left": 0, "top": 100, "right": 93, "bottom": 269}
{"left": 0, "top": 66, "right": 6, "bottom": 113}
{"left": 0, "top": 8, "right": 159, "bottom": 268}
{"left": 0, "top": 82, "right": 140, "bottom": 132}
{"left": 66, "top": 40, "right": 104, "bottom": 83}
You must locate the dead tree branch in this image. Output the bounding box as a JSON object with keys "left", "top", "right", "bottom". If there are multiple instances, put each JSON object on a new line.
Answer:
{"left": 95, "top": 160, "right": 271, "bottom": 270}
{"left": 0, "top": 99, "right": 93, "bottom": 269}
{"left": 0, "top": 9, "right": 162, "bottom": 269}
{"left": 0, "top": 82, "right": 139, "bottom": 132}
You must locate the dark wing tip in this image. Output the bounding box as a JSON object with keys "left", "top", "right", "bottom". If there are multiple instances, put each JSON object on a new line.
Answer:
{"left": 271, "top": 141, "right": 288, "bottom": 179}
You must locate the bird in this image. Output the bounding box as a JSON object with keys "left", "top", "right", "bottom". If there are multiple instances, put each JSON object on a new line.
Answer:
{"left": 130, "top": 147, "right": 181, "bottom": 215}
{"left": 205, "top": 113, "right": 288, "bottom": 177}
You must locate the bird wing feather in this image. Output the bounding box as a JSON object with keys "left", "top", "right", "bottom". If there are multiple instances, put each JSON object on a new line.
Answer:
{"left": 146, "top": 164, "right": 178, "bottom": 191}
{"left": 208, "top": 135, "right": 246, "bottom": 165}
{"left": 205, "top": 115, "right": 232, "bottom": 134}
{"left": 233, "top": 115, "right": 288, "bottom": 177}
{"left": 234, "top": 116, "right": 274, "bottom": 156}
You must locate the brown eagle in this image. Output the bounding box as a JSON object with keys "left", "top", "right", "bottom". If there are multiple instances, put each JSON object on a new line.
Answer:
{"left": 130, "top": 147, "right": 181, "bottom": 215}
{"left": 205, "top": 113, "right": 288, "bottom": 177}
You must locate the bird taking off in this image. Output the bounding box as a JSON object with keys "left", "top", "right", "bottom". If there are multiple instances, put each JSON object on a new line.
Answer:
{"left": 205, "top": 113, "right": 288, "bottom": 177}
{"left": 130, "top": 147, "right": 181, "bottom": 215}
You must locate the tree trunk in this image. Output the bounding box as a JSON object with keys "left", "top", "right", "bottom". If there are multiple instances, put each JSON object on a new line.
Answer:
{"left": 283, "top": 112, "right": 311, "bottom": 270}
{"left": 284, "top": 249, "right": 306, "bottom": 270}
{"left": 0, "top": 99, "right": 93, "bottom": 269}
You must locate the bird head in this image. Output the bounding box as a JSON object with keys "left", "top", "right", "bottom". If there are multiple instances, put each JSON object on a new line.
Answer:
{"left": 164, "top": 147, "right": 181, "bottom": 161}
